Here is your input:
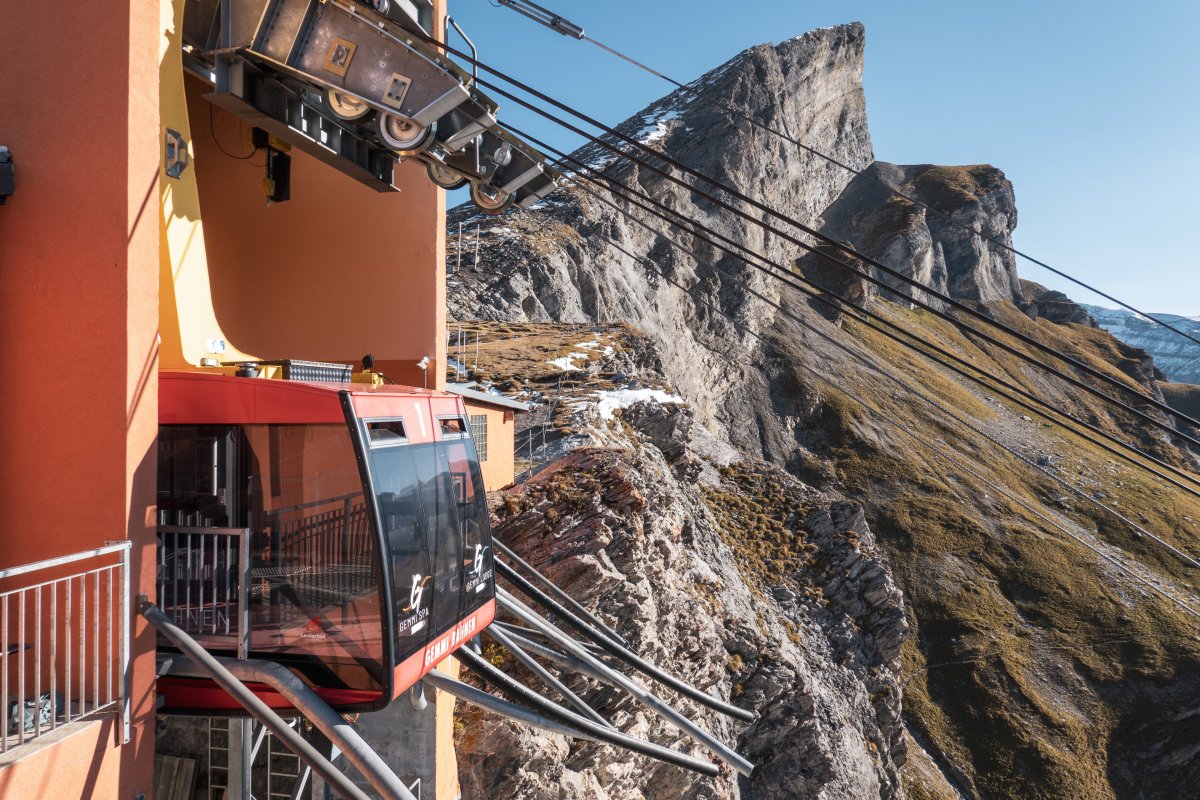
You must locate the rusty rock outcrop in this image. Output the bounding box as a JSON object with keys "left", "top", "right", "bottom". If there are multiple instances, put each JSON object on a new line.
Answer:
{"left": 457, "top": 398, "right": 909, "bottom": 799}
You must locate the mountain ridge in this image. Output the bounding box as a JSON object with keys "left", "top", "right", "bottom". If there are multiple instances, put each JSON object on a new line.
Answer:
{"left": 449, "top": 22, "right": 1200, "bottom": 800}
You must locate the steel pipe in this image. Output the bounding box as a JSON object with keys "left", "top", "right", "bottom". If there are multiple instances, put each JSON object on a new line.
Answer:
{"left": 497, "top": 559, "right": 757, "bottom": 723}
{"left": 492, "top": 620, "right": 608, "bottom": 657}
{"left": 451, "top": 650, "right": 719, "bottom": 776}
{"left": 497, "top": 587, "right": 754, "bottom": 776}
{"left": 486, "top": 624, "right": 611, "bottom": 727}
{"left": 491, "top": 625, "right": 619, "bottom": 686}
{"left": 141, "top": 599, "right": 408, "bottom": 800}
{"left": 493, "top": 539, "right": 629, "bottom": 645}
{"left": 421, "top": 668, "right": 599, "bottom": 742}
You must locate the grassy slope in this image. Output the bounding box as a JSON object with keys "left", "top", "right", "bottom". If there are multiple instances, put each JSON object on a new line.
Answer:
{"left": 770, "top": 300, "right": 1200, "bottom": 799}
{"left": 452, "top": 314, "right": 1200, "bottom": 798}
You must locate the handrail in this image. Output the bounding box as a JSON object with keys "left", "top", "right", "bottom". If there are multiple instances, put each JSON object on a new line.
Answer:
{"left": 1, "top": 541, "right": 132, "bottom": 755}
{"left": 0, "top": 541, "right": 131, "bottom": 581}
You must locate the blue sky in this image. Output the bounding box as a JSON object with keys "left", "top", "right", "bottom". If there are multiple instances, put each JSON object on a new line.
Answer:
{"left": 446, "top": 0, "right": 1199, "bottom": 316}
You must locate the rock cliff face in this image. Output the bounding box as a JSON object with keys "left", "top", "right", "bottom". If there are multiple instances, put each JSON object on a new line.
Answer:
{"left": 449, "top": 23, "right": 876, "bottom": 451}
{"left": 450, "top": 23, "right": 1200, "bottom": 800}
{"left": 1083, "top": 305, "right": 1200, "bottom": 384}
{"left": 805, "top": 162, "right": 1021, "bottom": 307}
{"left": 453, "top": 324, "right": 915, "bottom": 800}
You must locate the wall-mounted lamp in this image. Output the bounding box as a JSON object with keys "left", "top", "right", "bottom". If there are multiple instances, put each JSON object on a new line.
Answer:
{"left": 416, "top": 355, "right": 430, "bottom": 389}
{"left": 0, "top": 146, "right": 14, "bottom": 205}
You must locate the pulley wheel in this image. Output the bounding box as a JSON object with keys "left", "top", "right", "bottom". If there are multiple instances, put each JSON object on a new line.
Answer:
{"left": 470, "top": 182, "right": 515, "bottom": 215}
{"left": 326, "top": 89, "right": 370, "bottom": 121}
{"left": 377, "top": 114, "right": 436, "bottom": 155}
{"left": 426, "top": 161, "right": 469, "bottom": 190}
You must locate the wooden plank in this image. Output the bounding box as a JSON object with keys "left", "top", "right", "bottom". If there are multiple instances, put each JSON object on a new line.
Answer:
{"left": 154, "top": 754, "right": 198, "bottom": 800}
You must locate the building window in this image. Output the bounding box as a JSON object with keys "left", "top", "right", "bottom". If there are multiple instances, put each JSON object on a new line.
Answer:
{"left": 469, "top": 414, "right": 488, "bottom": 462}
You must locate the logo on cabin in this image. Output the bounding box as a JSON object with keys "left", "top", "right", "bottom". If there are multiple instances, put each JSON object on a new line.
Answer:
{"left": 409, "top": 573, "right": 429, "bottom": 610}
{"left": 397, "top": 574, "right": 431, "bottom": 636}
{"left": 465, "top": 544, "right": 493, "bottom": 594}
{"left": 301, "top": 617, "right": 327, "bottom": 640}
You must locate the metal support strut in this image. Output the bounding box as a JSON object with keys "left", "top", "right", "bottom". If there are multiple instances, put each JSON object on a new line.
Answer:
{"left": 139, "top": 600, "right": 415, "bottom": 800}
{"left": 496, "top": 557, "right": 756, "bottom": 723}
{"left": 496, "top": 587, "right": 755, "bottom": 776}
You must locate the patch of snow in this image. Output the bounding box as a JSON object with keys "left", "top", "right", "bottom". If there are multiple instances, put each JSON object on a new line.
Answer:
{"left": 548, "top": 351, "right": 590, "bottom": 372}
{"left": 633, "top": 109, "right": 683, "bottom": 144}
{"left": 575, "top": 339, "right": 600, "bottom": 350}
{"left": 591, "top": 388, "right": 685, "bottom": 420}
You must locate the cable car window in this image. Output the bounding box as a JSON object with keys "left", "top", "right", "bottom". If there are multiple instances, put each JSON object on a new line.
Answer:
{"left": 157, "top": 425, "right": 239, "bottom": 526}
{"left": 367, "top": 442, "right": 434, "bottom": 659}
{"left": 157, "top": 423, "right": 386, "bottom": 695}
{"left": 441, "top": 437, "right": 494, "bottom": 601}
{"left": 244, "top": 424, "right": 384, "bottom": 692}
{"left": 366, "top": 419, "right": 407, "bottom": 447}
{"left": 365, "top": 434, "right": 494, "bottom": 664}
{"left": 438, "top": 415, "right": 469, "bottom": 438}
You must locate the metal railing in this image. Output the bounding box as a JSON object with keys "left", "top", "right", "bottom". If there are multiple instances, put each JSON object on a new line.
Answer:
{"left": 258, "top": 494, "right": 374, "bottom": 622}
{"left": 0, "top": 541, "right": 131, "bottom": 755}
{"left": 156, "top": 494, "right": 373, "bottom": 653}
{"left": 158, "top": 527, "right": 250, "bottom": 658}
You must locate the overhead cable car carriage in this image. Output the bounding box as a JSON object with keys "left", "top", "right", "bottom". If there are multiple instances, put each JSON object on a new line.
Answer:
{"left": 155, "top": 367, "right": 494, "bottom": 714}
{"left": 181, "top": 0, "right": 560, "bottom": 213}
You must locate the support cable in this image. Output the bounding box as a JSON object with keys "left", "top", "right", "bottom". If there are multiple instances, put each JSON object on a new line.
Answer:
{"left": 496, "top": 191, "right": 1200, "bottom": 620}
{"left": 514, "top": 126, "right": 1200, "bottom": 499}
{"left": 493, "top": 0, "right": 1200, "bottom": 351}
{"left": 402, "top": 30, "right": 1200, "bottom": 447}
{"left": 561, "top": 177, "right": 1200, "bottom": 582}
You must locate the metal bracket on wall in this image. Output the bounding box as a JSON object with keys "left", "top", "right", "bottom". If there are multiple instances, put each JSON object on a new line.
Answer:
{"left": 164, "top": 129, "right": 190, "bottom": 178}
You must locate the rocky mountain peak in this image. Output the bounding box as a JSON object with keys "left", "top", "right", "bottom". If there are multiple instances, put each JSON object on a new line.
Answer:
{"left": 808, "top": 162, "right": 1022, "bottom": 306}
{"left": 566, "top": 21, "right": 873, "bottom": 226}
{"left": 450, "top": 22, "right": 1200, "bottom": 800}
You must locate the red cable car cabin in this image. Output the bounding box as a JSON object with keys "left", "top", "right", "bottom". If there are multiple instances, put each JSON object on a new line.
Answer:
{"left": 154, "top": 370, "right": 496, "bottom": 714}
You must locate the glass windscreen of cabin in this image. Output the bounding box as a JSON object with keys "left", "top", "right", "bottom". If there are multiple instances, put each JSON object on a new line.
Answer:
{"left": 242, "top": 425, "right": 384, "bottom": 693}
{"left": 157, "top": 425, "right": 240, "bottom": 526}
{"left": 366, "top": 435, "right": 493, "bottom": 666}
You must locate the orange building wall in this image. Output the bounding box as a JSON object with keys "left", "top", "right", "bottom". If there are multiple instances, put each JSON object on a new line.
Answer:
{"left": 186, "top": 81, "right": 447, "bottom": 390}
{"left": 465, "top": 403, "right": 519, "bottom": 491}
{"left": 0, "top": 0, "right": 160, "bottom": 797}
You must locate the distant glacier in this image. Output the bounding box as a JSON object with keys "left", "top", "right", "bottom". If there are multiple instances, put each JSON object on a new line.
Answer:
{"left": 1082, "top": 305, "right": 1200, "bottom": 384}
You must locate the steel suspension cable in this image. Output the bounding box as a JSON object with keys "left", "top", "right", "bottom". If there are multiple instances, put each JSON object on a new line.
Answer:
{"left": 404, "top": 30, "right": 1200, "bottom": 444}
{"left": 491, "top": 0, "right": 1200, "bottom": 351}
{"left": 559, "top": 175, "right": 1200, "bottom": 503}
{"left": 509, "top": 125, "right": 1200, "bottom": 496}
{"left": 536, "top": 180, "right": 1200, "bottom": 595}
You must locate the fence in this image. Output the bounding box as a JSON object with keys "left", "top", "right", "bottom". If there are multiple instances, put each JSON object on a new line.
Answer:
{"left": 157, "top": 494, "right": 373, "bottom": 652}
{"left": 157, "top": 527, "right": 250, "bottom": 658}
{"left": 0, "top": 541, "right": 131, "bottom": 755}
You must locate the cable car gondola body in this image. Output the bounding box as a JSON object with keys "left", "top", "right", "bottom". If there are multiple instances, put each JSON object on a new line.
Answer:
{"left": 154, "top": 371, "right": 495, "bottom": 714}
